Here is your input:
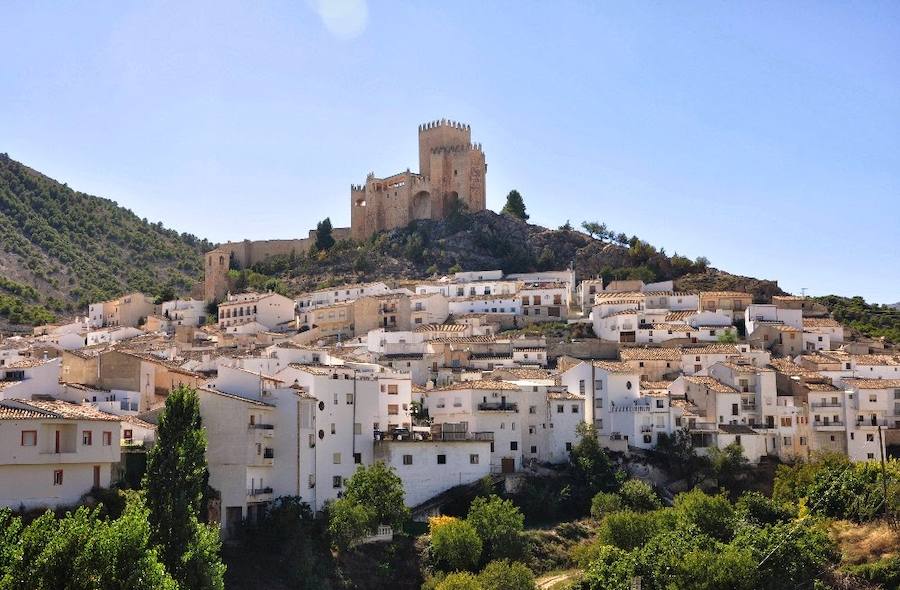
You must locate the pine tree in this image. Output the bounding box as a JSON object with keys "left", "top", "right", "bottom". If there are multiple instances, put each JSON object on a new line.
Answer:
{"left": 315, "top": 218, "right": 336, "bottom": 250}
{"left": 143, "top": 386, "right": 225, "bottom": 589}
{"left": 501, "top": 190, "right": 529, "bottom": 221}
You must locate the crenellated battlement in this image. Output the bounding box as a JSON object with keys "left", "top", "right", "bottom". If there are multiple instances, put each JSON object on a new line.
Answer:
{"left": 419, "top": 118, "right": 471, "bottom": 132}
{"left": 351, "top": 120, "right": 487, "bottom": 240}
{"left": 430, "top": 142, "right": 483, "bottom": 155}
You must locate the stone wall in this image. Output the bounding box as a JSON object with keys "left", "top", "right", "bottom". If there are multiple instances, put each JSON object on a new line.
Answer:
{"left": 203, "top": 227, "right": 350, "bottom": 302}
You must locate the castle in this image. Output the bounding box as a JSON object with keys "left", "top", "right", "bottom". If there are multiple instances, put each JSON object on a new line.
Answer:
{"left": 350, "top": 119, "right": 487, "bottom": 240}
{"left": 204, "top": 120, "right": 485, "bottom": 301}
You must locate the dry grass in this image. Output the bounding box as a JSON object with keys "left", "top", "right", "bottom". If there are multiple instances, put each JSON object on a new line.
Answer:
{"left": 830, "top": 520, "right": 900, "bottom": 565}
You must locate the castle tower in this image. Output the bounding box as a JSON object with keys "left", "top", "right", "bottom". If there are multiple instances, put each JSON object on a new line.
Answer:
{"left": 418, "top": 119, "right": 471, "bottom": 178}
{"left": 350, "top": 120, "right": 487, "bottom": 240}
{"left": 204, "top": 248, "right": 230, "bottom": 303}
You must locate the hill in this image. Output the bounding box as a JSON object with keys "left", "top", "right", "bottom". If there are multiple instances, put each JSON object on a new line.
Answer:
{"left": 0, "top": 154, "right": 212, "bottom": 327}
{"left": 237, "top": 208, "right": 785, "bottom": 302}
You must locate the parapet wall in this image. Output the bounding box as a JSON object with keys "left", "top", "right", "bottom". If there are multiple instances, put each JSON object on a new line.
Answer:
{"left": 203, "top": 227, "right": 351, "bottom": 302}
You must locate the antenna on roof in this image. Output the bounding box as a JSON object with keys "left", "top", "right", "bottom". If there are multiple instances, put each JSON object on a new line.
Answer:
{"left": 801, "top": 288, "right": 808, "bottom": 297}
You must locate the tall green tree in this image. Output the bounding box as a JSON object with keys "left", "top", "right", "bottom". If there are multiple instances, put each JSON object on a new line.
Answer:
{"left": 315, "top": 217, "right": 336, "bottom": 250}
{"left": 581, "top": 221, "right": 608, "bottom": 241}
{"left": 143, "top": 385, "right": 225, "bottom": 590}
{"left": 466, "top": 495, "right": 525, "bottom": 561}
{"left": 500, "top": 190, "right": 528, "bottom": 221}
{"left": 328, "top": 462, "right": 409, "bottom": 549}
{"left": 569, "top": 423, "right": 620, "bottom": 507}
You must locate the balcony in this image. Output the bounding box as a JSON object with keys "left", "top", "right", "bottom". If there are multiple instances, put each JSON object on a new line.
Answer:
{"left": 741, "top": 402, "right": 757, "bottom": 411}
{"left": 247, "top": 487, "right": 274, "bottom": 501}
{"left": 855, "top": 418, "right": 889, "bottom": 429}
{"left": 477, "top": 402, "right": 518, "bottom": 412}
{"left": 811, "top": 401, "right": 842, "bottom": 408}
{"left": 640, "top": 425, "right": 653, "bottom": 433}
{"left": 813, "top": 420, "right": 844, "bottom": 431}
{"left": 250, "top": 423, "right": 275, "bottom": 430}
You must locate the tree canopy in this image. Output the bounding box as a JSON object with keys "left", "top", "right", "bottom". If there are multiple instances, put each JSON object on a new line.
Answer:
{"left": 143, "top": 385, "right": 225, "bottom": 590}
{"left": 500, "top": 190, "right": 528, "bottom": 221}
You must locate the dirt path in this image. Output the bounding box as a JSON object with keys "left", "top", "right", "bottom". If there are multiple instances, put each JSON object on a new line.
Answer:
{"left": 536, "top": 569, "right": 580, "bottom": 589}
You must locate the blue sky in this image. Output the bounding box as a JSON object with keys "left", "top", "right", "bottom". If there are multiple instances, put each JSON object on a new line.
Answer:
{"left": 1, "top": 1, "right": 898, "bottom": 303}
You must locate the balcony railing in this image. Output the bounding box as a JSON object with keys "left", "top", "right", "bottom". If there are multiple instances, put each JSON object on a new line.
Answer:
{"left": 741, "top": 402, "right": 757, "bottom": 410}
{"left": 640, "top": 425, "right": 653, "bottom": 433}
{"left": 477, "top": 402, "right": 518, "bottom": 412}
{"left": 811, "top": 401, "right": 842, "bottom": 408}
{"left": 813, "top": 420, "right": 844, "bottom": 428}
{"left": 249, "top": 423, "right": 275, "bottom": 430}
{"left": 247, "top": 487, "right": 273, "bottom": 497}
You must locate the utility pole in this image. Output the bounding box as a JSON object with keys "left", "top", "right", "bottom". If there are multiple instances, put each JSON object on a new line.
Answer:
{"left": 877, "top": 424, "right": 888, "bottom": 518}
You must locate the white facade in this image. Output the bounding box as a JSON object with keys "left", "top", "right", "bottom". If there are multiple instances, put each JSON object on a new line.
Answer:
{"left": 218, "top": 292, "right": 296, "bottom": 331}
{"left": 160, "top": 299, "right": 207, "bottom": 327}
{"left": 0, "top": 399, "right": 121, "bottom": 510}
{"left": 0, "top": 358, "right": 63, "bottom": 400}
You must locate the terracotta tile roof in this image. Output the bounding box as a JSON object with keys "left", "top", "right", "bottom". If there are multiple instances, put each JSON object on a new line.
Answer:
{"left": 768, "top": 358, "right": 822, "bottom": 378}
{"left": 805, "top": 381, "right": 840, "bottom": 391}
{"left": 843, "top": 378, "right": 900, "bottom": 390}
{"left": 681, "top": 344, "right": 741, "bottom": 355}
{"left": 649, "top": 323, "right": 693, "bottom": 333}
{"left": 803, "top": 318, "right": 842, "bottom": 328}
{"left": 620, "top": 347, "right": 682, "bottom": 361}
{"left": 665, "top": 311, "right": 696, "bottom": 321}
{"left": 717, "top": 361, "right": 768, "bottom": 374}
{"left": 430, "top": 336, "right": 497, "bottom": 344}
{"left": 490, "top": 368, "right": 553, "bottom": 380}
{"left": 0, "top": 401, "right": 56, "bottom": 420}
{"left": 640, "top": 380, "right": 673, "bottom": 390}
{"left": 115, "top": 413, "right": 157, "bottom": 429}
{"left": 591, "top": 360, "right": 636, "bottom": 373}
{"left": 430, "top": 379, "right": 521, "bottom": 392}
{"left": 4, "top": 358, "right": 54, "bottom": 369}
{"left": 416, "top": 324, "right": 467, "bottom": 333}
{"left": 0, "top": 399, "right": 121, "bottom": 421}
{"left": 0, "top": 381, "right": 24, "bottom": 391}
{"left": 700, "top": 291, "right": 753, "bottom": 298}
{"left": 685, "top": 375, "right": 738, "bottom": 393}
{"left": 286, "top": 363, "right": 334, "bottom": 375}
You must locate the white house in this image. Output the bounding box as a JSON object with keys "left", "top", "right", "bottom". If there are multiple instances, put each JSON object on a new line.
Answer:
{"left": 218, "top": 292, "right": 296, "bottom": 331}
{"left": 0, "top": 358, "right": 63, "bottom": 400}
{"left": 0, "top": 399, "right": 121, "bottom": 510}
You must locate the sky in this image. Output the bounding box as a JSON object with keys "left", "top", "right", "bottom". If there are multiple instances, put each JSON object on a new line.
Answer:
{"left": 1, "top": 1, "right": 898, "bottom": 303}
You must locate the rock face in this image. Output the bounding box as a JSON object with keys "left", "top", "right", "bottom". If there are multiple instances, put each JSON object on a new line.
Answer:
{"left": 263, "top": 210, "right": 786, "bottom": 303}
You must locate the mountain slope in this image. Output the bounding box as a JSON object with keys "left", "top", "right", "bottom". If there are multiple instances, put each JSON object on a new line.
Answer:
{"left": 0, "top": 154, "right": 212, "bottom": 325}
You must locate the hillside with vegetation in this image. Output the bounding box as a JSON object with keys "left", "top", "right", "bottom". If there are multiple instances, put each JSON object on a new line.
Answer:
{"left": 0, "top": 154, "right": 213, "bottom": 327}
{"left": 814, "top": 295, "right": 900, "bottom": 344}
{"left": 238, "top": 205, "right": 784, "bottom": 304}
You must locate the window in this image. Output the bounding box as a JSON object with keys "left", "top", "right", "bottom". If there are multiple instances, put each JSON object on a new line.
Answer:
{"left": 123, "top": 429, "right": 133, "bottom": 441}
{"left": 800, "top": 437, "right": 807, "bottom": 446}
{"left": 353, "top": 453, "right": 362, "bottom": 464}
{"left": 510, "top": 441, "right": 518, "bottom": 451}
{"left": 309, "top": 474, "right": 316, "bottom": 488}
{"left": 21, "top": 430, "right": 36, "bottom": 446}
{"left": 579, "top": 380, "right": 585, "bottom": 394}
{"left": 53, "top": 470, "right": 64, "bottom": 486}
{"left": 333, "top": 393, "right": 339, "bottom": 405}
{"left": 530, "top": 445, "right": 537, "bottom": 454}
{"left": 388, "top": 404, "right": 399, "bottom": 415}
{"left": 403, "top": 454, "right": 413, "bottom": 465}
{"left": 529, "top": 405, "right": 536, "bottom": 414}
{"left": 783, "top": 436, "right": 792, "bottom": 446}
{"left": 469, "top": 454, "right": 479, "bottom": 464}
{"left": 333, "top": 453, "right": 341, "bottom": 464}
{"left": 332, "top": 476, "right": 342, "bottom": 489}
{"left": 102, "top": 431, "right": 112, "bottom": 446}
{"left": 387, "top": 384, "right": 398, "bottom": 395}
{"left": 81, "top": 430, "right": 92, "bottom": 445}
{"left": 331, "top": 423, "right": 336, "bottom": 434}
{"left": 571, "top": 405, "right": 579, "bottom": 413}
{"left": 595, "top": 380, "right": 603, "bottom": 390}
{"left": 354, "top": 423, "right": 362, "bottom": 435}
{"left": 780, "top": 417, "right": 792, "bottom": 427}
{"left": 565, "top": 442, "right": 573, "bottom": 451}
{"left": 346, "top": 393, "right": 354, "bottom": 405}
{"left": 437, "top": 454, "right": 447, "bottom": 465}
{"left": 557, "top": 404, "right": 564, "bottom": 413}
{"left": 869, "top": 394, "right": 877, "bottom": 403}
{"left": 866, "top": 434, "right": 874, "bottom": 442}
{"left": 626, "top": 381, "right": 632, "bottom": 390}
